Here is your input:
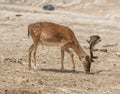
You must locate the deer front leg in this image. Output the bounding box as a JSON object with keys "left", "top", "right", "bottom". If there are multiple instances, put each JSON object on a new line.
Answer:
{"left": 61, "top": 48, "right": 65, "bottom": 71}
{"left": 60, "top": 40, "right": 75, "bottom": 71}
{"left": 64, "top": 48, "right": 75, "bottom": 71}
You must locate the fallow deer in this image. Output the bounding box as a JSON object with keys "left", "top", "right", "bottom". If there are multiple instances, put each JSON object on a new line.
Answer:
{"left": 28, "top": 22, "right": 91, "bottom": 73}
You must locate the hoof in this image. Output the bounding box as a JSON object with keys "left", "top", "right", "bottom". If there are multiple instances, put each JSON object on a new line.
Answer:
{"left": 61, "top": 66, "right": 64, "bottom": 71}
{"left": 71, "top": 69, "right": 75, "bottom": 72}
{"left": 72, "top": 69, "right": 75, "bottom": 72}
{"left": 85, "top": 71, "right": 90, "bottom": 74}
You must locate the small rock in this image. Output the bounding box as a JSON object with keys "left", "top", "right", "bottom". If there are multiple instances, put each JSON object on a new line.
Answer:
{"left": 34, "top": 11, "right": 37, "bottom": 13}
{"left": 115, "top": 53, "right": 120, "bottom": 57}
{"left": 43, "top": 4, "right": 55, "bottom": 11}
{"left": 113, "top": 64, "right": 116, "bottom": 66}
{"left": 6, "top": 17, "right": 10, "bottom": 19}
{"left": 4, "top": 89, "right": 8, "bottom": 94}
{"left": 32, "top": 84, "right": 35, "bottom": 86}
{"left": 26, "top": 79, "right": 29, "bottom": 83}
{"left": 42, "top": 60, "right": 47, "bottom": 64}
{"left": 16, "top": 14, "right": 22, "bottom": 17}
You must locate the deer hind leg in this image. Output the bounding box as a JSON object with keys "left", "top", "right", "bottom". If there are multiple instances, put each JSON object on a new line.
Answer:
{"left": 29, "top": 44, "right": 34, "bottom": 69}
{"left": 29, "top": 41, "right": 39, "bottom": 70}
{"left": 33, "top": 41, "right": 39, "bottom": 70}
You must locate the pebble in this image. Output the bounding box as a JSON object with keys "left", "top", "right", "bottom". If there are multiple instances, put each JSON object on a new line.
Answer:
{"left": 115, "top": 53, "right": 120, "bottom": 57}
{"left": 43, "top": 4, "right": 55, "bottom": 11}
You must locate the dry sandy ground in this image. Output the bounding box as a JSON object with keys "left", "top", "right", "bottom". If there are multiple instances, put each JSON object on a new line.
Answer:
{"left": 0, "top": 0, "right": 120, "bottom": 94}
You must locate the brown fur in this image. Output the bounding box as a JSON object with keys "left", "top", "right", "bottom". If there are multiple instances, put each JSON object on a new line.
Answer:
{"left": 28, "top": 22, "right": 91, "bottom": 73}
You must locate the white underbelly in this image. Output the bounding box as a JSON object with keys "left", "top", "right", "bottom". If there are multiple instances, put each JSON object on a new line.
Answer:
{"left": 41, "top": 40, "right": 59, "bottom": 46}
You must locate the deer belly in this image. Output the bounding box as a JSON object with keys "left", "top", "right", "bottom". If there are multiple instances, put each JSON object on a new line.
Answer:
{"left": 41, "top": 40, "right": 59, "bottom": 46}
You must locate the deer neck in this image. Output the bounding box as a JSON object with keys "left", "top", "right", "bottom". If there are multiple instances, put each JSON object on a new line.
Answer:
{"left": 73, "top": 43, "right": 87, "bottom": 60}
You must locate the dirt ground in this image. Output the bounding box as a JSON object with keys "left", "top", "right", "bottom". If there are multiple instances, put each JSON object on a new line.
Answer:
{"left": 0, "top": 0, "right": 120, "bottom": 94}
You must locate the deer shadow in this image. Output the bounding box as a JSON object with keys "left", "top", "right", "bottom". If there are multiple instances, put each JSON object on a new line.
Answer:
{"left": 37, "top": 68, "right": 97, "bottom": 75}
{"left": 36, "top": 67, "right": 111, "bottom": 75}
{"left": 38, "top": 68, "right": 82, "bottom": 74}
